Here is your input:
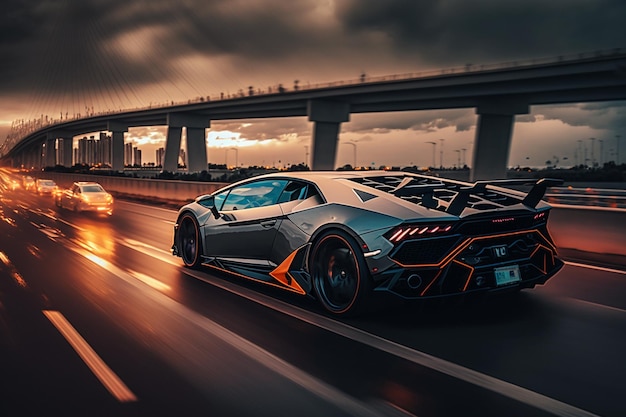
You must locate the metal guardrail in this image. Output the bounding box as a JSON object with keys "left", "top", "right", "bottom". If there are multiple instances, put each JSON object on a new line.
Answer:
{"left": 545, "top": 187, "right": 626, "bottom": 209}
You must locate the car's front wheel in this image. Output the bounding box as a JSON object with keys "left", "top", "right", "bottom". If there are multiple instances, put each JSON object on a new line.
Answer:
{"left": 178, "top": 213, "right": 203, "bottom": 268}
{"left": 310, "top": 230, "right": 371, "bottom": 316}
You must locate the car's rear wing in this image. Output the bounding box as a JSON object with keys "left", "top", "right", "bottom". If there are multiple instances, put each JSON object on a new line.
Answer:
{"left": 391, "top": 177, "right": 564, "bottom": 216}
{"left": 446, "top": 178, "right": 564, "bottom": 215}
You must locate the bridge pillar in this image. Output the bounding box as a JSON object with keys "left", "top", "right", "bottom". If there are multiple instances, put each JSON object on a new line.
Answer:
{"left": 62, "top": 137, "right": 73, "bottom": 167}
{"left": 471, "top": 100, "right": 529, "bottom": 181}
{"left": 308, "top": 100, "right": 350, "bottom": 170}
{"left": 44, "top": 138, "right": 57, "bottom": 168}
{"left": 165, "top": 113, "right": 210, "bottom": 173}
{"left": 108, "top": 122, "right": 128, "bottom": 171}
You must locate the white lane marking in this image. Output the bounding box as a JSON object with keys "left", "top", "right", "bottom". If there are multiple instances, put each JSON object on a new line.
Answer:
{"left": 128, "top": 270, "right": 171, "bottom": 292}
{"left": 70, "top": 245, "right": 386, "bottom": 417}
{"left": 181, "top": 267, "right": 602, "bottom": 417}
{"left": 35, "top": 210, "right": 609, "bottom": 416}
{"left": 564, "top": 261, "right": 626, "bottom": 275}
{"left": 55, "top": 216, "right": 85, "bottom": 231}
{"left": 118, "top": 238, "right": 179, "bottom": 266}
{"left": 43, "top": 310, "right": 137, "bottom": 403}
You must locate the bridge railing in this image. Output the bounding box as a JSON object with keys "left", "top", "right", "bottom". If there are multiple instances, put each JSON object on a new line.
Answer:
{"left": 3, "top": 48, "right": 624, "bottom": 157}
{"left": 546, "top": 187, "right": 626, "bottom": 209}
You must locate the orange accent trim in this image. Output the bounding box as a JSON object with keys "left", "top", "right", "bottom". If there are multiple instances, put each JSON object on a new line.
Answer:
{"left": 392, "top": 229, "right": 552, "bottom": 269}
{"left": 270, "top": 250, "right": 306, "bottom": 294}
{"left": 204, "top": 263, "right": 307, "bottom": 295}
{"left": 420, "top": 270, "right": 443, "bottom": 296}
{"left": 530, "top": 244, "right": 554, "bottom": 274}
{"left": 397, "top": 229, "right": 557, "bottom": 295}
{"left": 536, "top": 230, "right": 558, "bottom": 252}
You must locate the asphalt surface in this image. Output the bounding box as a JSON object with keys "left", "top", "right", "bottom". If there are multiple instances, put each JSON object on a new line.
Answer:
{"left": 1, "top": 182, "right": 625, "bottom": 417}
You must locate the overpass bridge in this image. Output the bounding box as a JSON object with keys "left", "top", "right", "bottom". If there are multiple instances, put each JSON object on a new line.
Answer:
{"left": 2, "top": 49, "right": 626, "bottom": 180}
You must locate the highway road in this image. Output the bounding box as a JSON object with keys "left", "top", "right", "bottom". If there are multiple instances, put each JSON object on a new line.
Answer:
{"left": 1, "top": 182, "right": 625, "bottom": 417}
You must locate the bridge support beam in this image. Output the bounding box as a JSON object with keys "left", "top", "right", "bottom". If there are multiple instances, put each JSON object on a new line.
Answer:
{"left": 62, "top": 137, "right": 73, "bottom": 167}
{"left": 308, "top": 100, "right": 350, "bottom": 170}
{"left": 471, "top": 100, "right": 529, "bottom": 181}
{"left": 44, "top": 138, "right": 57, "bottom": 168}
{"left": 108, "top": 122, "right": 128, "bottom": 171}
{"left": 164, "top": 113, "right": 210, "bottom": 173}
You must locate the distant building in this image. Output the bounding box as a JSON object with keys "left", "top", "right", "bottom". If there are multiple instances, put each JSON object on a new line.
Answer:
{"left": 76, "top": 135, "right": 96, "bottom": 165}
{"left": 99, "top": 132, "right": 112, "bottom": 166}
{"left": 56, "top": 138, "right": 70, "bottom": 166}
{"left": 73, "top": 133, "right": 112, "bottom": 167}
{"left": 133, "top": 147, "right": 142, "bottom": 167}
{"left": 124, "top": 143, "right": 133, "bottom": 166}
{"left": 156, "top": 147, "right": 165, "bottom": 167}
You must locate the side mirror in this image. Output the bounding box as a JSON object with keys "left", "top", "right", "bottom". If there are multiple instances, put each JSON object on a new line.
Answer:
{"left": 198, "top": 195, "right": 221, "bottom": 219}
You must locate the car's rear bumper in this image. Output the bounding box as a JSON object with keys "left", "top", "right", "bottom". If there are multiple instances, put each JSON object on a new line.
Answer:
{"left": 371, "top": 227, "right": 563, "bottom": 301}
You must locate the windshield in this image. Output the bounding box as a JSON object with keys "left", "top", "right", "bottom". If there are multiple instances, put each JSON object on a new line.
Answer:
{"left": 82, "top": 185, "right": 105, "bottom": 193}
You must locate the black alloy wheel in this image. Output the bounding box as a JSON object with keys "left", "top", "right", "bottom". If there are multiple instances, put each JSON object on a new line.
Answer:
{"left": 179, "top": 213, "right": 203, "bottom": 267}
{"left": 310, "top": 230, "right": 371, "bottom": 316}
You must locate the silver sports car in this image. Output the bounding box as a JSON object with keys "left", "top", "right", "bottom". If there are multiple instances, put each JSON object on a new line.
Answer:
{"left": 171, "top": 171, "right": 564, "bottom": 316}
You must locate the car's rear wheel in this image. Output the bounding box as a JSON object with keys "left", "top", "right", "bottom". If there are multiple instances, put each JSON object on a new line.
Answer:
{"left": 310, "top": 230, "right": 371, "bottom": 316}
{"left": 178, "top": 213, "right": 203, "bottom": 268}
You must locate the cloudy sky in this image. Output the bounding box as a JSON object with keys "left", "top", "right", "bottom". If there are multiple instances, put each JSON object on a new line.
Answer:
{"left": 1, "top": 0, "right": 625, "bottom": 168}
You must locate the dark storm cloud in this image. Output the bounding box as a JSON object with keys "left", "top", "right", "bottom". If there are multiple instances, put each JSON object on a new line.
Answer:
{"left": 0, "top": 0, "right": 335, "bottom": 95}
{"left": 335, "top": 0, "right": 626, "bottom": 65}
{"left": 2, "top": 0, "right": 623, "bottom": 96}
{"left": 537, "top": 101, "right": 626, "bottom": 131}
{"left": 348, "top": 110, "right": 476, "bottom": 134}
{"left": 1, "top": 0, "right": 624, "bottom": 142}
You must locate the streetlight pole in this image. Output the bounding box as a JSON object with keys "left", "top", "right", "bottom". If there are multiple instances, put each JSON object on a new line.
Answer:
{"left": 599, "top": 139, "right": 604, "bottom": 166}
{"left": 304, "top": 145, "right": 309, "bottom": 166}
{"left": 590, "top": 137, "right": 596, "bottom": 167}
{"left": 230, "top": 147, "right": 238, "bottom": 169}
{"left": 617, "top": 135, "right": 621, "bottom": 165}
{"left": 439, "top": 138, "right": 445, "bottom": 168}
{"left": 344, "top": 142, "right": 357, "bottom": 168}
{"left": 455, "top": 150, "right": 461, "bottom": 168}
{"left": 425, "top": 141, "right": 436, "bottom": 168}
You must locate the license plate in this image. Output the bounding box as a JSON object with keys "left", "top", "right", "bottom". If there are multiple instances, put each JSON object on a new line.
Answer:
{"left": 494, "top": 265, "right": 521, "bottom": 286}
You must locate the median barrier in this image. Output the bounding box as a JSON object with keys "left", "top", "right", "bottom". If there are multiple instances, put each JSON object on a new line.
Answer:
{"left": 37, "top": 172, "right": 626, "bottom": 267}
{"left": 41, "top": 172, "right": 227, "bottom": 206}
{"left": 549, "top": 205, "right": 626, "bottom": 267}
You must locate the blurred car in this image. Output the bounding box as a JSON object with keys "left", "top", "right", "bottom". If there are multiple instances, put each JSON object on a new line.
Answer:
{"left": 9, "top": 179, "right": 20, "bottom": 190}
{"left": 22, "top": 175, "right": 35, "bottom": 191}
{"left": 35, "top": 179, "right": 57, "bottom": 195}
{"left": 55, "top": 181, "right": 113, "bottom": 215}
{"left": 171, "top": 171, "right": 564, "bottom": 316}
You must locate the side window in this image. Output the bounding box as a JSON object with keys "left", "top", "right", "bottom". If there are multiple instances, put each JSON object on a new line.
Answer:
{"left": 221, "top": 180, "right": 288, "bottom": 211}
{"left": 278, "top": 181, "right": 312, "bottom": 203}
{"left": 212, "top": 190, "right": 228, "bottom": 211}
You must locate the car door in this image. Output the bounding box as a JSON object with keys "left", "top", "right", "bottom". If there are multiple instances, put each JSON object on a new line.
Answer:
{"left": 202, "top": 179, "right": 288, "bottom": 261}
{"left": 62, "top": 184, "right": 80, "bottom": 209}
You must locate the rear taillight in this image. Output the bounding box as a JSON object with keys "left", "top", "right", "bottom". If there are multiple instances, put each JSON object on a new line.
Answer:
{"left": 387, "top": 224, "right": 454, "bottom": 243}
